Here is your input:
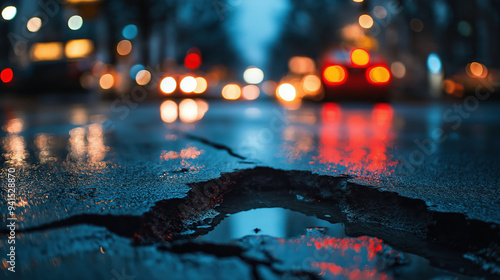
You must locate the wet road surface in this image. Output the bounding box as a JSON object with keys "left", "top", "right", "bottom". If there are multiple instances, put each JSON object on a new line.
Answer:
{"left": 1, "top": 98, "right": 499, "bottom": 279}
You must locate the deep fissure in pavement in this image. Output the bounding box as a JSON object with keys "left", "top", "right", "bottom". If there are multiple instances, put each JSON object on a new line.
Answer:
{"left": 18, "top": 167, "right": 500, "bottom": 277}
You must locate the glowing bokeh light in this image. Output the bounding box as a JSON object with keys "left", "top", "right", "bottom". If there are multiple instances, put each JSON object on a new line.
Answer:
{"left": 179, "top": 99, "right": 198, "bottom": 123}
{"left": 242, "top": 85, "right": 260, "bottom": 100}
{"left": 443, "top": 79, "right": 455, "bottom": 95}
{"left": 30, "top": 42, "right": 64, "bottom": 62}
{"left": 160, "top": 100, "right": 178, "bottom": 123}
{"left": 99, "top": 74, "right": 114, "bottom": 90}
{"left": 27, "top": 17, "right": 42, "bottom": 32}
{"left": 351, "top": 49, "right": 370, "bottom": 66}
{"left": 122, "top": 24, "right": 138, "bottom": 40}
{"left": 323, "top": 65, "right": 347, "bottom": 84}
{"left": 301, "top": 75, "right": 321, "bottom": 94}
{"left": 288, "top": 56, "right": 316, "bottom": 74}
{"left": 4, "top": 118, "right": 24, "bottom": 134}
{"left": 160, "top": 77, "right": 176, "bottom": 94}
{"left": 222, "top": 84, "right": 242, "bottom": 100}
{"left": 373, "top": 6, "right": 387, "bottom": 19}
{"left": 358, "top": 14, "right": 374, "bottom": 29}
{"left": 243, "top": 67, "right": 264, "bottom": 84}
{"left": 135, "top": 70, "right": 151, "bottom": 85}
{"left": 180, "top": 76, "right": 197, "bottom": 93}
{"left": 368, "top": 66, "right": 391, "bottom": 84}
{"left": 1, "top": 6, "right": 17, "bottom": 21}
{"left": 184, "top": 53, "right": 202, "bottom": 70}
{"left": 427, "top": 53, "right": 442, "bottom": 74}
{"left": 1, "top": 68, "right": 14, "bottom": 83}
{"left": 117, "top": 40, "right": 132, "bottom": 56}
{"left": 466, "top": 62, "right": 488, "bottom": 78}
{"left": 68, "top": 15, "right": 83, "bottom": 30}
{"left": 390, "top": 62, "right": 406, "bottom": 79}
{"left": 65, "top": 39, "right": 94, "bottom": 59}
{"left": 129, "top": 64, "right": 145, "bottom": 79}
{"left": 195, "top": 99, "right": 209, "bottom": 120}
{"left": 277, "top": 83, "right": 296, "bottom": 101}
{"left": 194, "top": 77, "right": 208, "bottom": 94}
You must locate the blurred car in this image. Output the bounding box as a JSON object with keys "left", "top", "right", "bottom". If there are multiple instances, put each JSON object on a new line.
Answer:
{"left": 320, "top": 47, "right": 391, "bottom": 101}
{"left": 2, "top": 40, "right": 95, "bottom": 93}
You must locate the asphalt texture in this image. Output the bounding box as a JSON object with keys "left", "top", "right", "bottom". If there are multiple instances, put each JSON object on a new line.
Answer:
{"left": 1, "top": 97, "right": 499, "bottom": 279}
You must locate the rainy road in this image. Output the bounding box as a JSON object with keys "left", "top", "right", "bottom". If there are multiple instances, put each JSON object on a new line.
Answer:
{"left": 1, "top": 98, "right": 500, "bottom": 279}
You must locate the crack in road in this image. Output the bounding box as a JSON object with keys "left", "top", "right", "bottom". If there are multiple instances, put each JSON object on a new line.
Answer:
{"left": 11, "top": 167, "right": 500, "bottom": 277}
{"left": 178, "top": 131, "right": 247, "bottom": 160}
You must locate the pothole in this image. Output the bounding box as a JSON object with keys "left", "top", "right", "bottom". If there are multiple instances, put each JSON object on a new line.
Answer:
{"left": 20, "top": 167, "right": 500, "bottom": 278}
{"left": 196, "top": 207, "right": 346, "bottom": 242}
{"left": 170, "top": 207, "right": 470, "bottom": 279}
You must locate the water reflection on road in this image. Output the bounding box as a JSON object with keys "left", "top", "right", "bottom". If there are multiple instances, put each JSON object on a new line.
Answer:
{"left": 276, "top": 102, "right": 397, "bottom": 181}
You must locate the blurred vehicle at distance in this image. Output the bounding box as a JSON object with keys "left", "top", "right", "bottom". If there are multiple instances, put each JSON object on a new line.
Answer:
{"left": 320, "top": 47, "right": 391, "bottom": 102}
{"left": 1, "top": 39, "right": 95, "bottom": 92}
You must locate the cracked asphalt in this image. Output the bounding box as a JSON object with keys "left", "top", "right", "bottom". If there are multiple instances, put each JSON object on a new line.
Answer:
{"left": 1, "top": 98, "right": 499, "bottom": 279}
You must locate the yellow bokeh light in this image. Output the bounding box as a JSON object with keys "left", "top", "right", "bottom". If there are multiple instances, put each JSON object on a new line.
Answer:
{"left": 351, "top": 48, "right": 370, "bottom": 66}
{"left": 368, "top": 66, "right": 391, "bottom": 84}
{"left": 30, "top": 42, "right": 64, "bottom": 62}
{"left": 27, "top": 17, "right": 42, "bottom": 32}
{"left": 65, "top": 39, "right": 94, "bottom": 59}
{"left": 323, "top": 65, "right": 346, "bottom": 84}
{"left": 301, "top": 75, "right": 321, "bottom": 94}
{"left": 180, "top": 76, "right": 197, "bottom": 93}
{"left": 117, "top": 40, "right": 132, "bottom": 56}
{"left": 193, "top": 77, "right": 208, "bottom": 94}
{"left": 160, "top": 100, "right": 178, "bottom": 123}
{"left": 359, "top": 14, "right": 374, "bottom": 29}
{"left": 99, "top": 74, "right": 114, "bottom": 89}
{"left": 277, "top": 83, "right": 296, "bottom": 102}
{"left": 242, "top": 85, "right": 260, "bottom": 100}
{"left": 135, "top": 70, "right": 151, "bottom": 85}
{"left": 222, "top": 84, "right": 242, "bottom": 100}
{"left": 160, "top": 77, "right": 176, "bottom": 94}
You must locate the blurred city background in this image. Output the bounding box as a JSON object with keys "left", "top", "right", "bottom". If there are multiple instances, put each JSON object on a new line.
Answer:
{"left": 1, "top": 0, "right": 499, "bottom": 105}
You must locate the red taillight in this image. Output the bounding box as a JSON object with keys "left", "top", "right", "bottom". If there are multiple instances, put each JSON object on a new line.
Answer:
{"left": 367, "top": 66, "right": 391, "bottom": 84}
{"left": 323, "top": 65, "right": 347, "bottom": 85}
{"left": 1, "top": 68, "right": 13, "bottom": 83}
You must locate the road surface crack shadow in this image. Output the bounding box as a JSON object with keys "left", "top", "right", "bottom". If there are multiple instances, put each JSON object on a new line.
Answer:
{"left": 178, "top": 131, "right": 247, "bottom": 160}
{"left": 14, "top": 167, "right": 500, "bottom": 277}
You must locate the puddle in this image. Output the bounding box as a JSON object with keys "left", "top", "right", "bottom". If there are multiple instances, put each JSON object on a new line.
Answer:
{"left": 194, "top": 207, "right": 471, "bottom": 279}
{"left": 197, "top": 207, "right": 345, "bottom": 242}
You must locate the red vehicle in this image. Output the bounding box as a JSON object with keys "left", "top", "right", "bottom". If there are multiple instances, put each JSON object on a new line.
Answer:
{"left": 320, "top": 47, "right": 391, "bottom": 101}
